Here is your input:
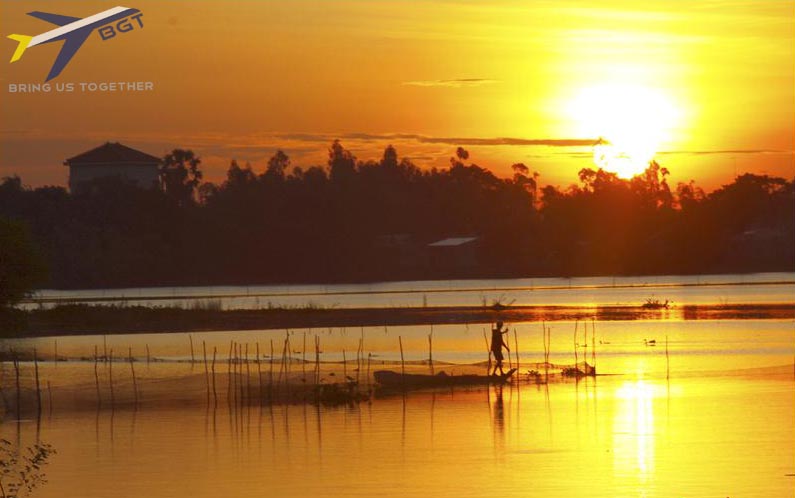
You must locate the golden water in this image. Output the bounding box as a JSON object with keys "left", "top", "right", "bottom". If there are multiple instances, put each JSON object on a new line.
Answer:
{"left": 1, "top": 374, "right": 792, "bottom": 497}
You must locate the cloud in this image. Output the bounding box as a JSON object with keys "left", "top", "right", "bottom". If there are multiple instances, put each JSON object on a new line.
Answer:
{"left": 272, "top": 132, "right": 597, "bottom": 148}
{"left": 413, "top": 136, "right": 596, "bottom": 147}
{"left": 657, "top": 149, "right": 794, "bottom": 156}
{"left": 402, "top": 78, "right": 498, "bottom": 88}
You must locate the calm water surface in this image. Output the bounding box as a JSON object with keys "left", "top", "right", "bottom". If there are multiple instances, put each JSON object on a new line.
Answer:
{"left": 3, "top": 374, "right": 793, "bottom": 497}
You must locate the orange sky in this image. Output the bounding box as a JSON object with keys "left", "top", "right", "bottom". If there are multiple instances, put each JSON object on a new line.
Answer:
{"left": 1, "top": 0, "right": 793, "bottom": 190}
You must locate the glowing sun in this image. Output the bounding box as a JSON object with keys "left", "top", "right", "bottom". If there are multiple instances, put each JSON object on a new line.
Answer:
{"left": 567, "top": 84, "right": 680, "bottom": 178}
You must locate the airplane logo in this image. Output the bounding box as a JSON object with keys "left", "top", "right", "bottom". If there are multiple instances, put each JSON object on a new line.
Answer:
{"left": 7, "top": 6, "right": 143, "bottom": 82}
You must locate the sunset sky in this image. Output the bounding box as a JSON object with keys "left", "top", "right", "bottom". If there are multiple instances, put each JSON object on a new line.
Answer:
{"left": 1, "top": 0, "right": 793, "bottom": 190}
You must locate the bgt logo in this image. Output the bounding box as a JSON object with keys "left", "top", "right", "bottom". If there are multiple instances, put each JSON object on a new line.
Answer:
{"left": 6, "top": 6, "right": 144, "bottom": 82}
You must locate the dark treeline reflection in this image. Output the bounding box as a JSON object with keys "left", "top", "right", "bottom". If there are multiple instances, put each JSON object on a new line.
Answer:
{"left": 1, "top": 142, "right": 793, "bottom": 289}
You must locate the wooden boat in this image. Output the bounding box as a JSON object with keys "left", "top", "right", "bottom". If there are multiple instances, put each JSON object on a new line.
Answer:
{"left": 374, "top": 368, "right": 517, "bottom": 390}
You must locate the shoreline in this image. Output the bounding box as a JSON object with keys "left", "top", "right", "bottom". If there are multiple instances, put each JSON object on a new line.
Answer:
{"left": 4, "top": 302, "right": 795, "bottom": 338}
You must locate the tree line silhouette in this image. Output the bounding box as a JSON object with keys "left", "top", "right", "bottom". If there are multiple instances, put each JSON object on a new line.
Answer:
{"left": 0, "top": 141, "right": 793, "bottom": 296}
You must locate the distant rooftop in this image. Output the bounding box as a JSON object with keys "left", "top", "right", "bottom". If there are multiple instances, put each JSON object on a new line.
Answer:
{"left": 65, "top": 142, "right": 161, "bottom": 165}
{"left": 428, "top": 237, "right": 478, "bottom": 247}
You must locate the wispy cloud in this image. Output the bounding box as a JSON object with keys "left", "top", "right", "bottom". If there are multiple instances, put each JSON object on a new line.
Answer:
{"left": 276, "top": 132, "right": 596, "bottom": 148}
{"left": 657, "top": 149, "right": 794, "bottom": 156}
{"left": 402, "top": 78, "right": 498, "bottom": 88}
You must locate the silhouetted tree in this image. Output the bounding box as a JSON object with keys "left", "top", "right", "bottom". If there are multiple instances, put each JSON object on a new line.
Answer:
{"left": 263, "top": 150, "right": 290, "bottom": 182}
{"left": 328, "top": 140, "right": 356, "bottom": 183}
{"left": 160, "top": 149, "right": 202, "bottom": 206}
{"left": 0, "top": 146, "right": 792, "bottom": 289}
{"left": 0, "top": 216, "right": 46, "bottom": 308}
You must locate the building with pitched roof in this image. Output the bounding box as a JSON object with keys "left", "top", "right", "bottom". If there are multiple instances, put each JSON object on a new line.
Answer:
{"left": 64, "top": 142, "right": 161, "bottom": 194}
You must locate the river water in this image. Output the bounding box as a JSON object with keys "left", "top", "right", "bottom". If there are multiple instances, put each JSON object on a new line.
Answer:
{"left": 1, "top": 274, "right": 794, "bottom": 497}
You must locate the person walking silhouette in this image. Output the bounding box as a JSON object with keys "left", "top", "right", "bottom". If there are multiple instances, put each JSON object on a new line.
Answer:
{"left": 490, "top": 321, "right": 510, "bottom": 375}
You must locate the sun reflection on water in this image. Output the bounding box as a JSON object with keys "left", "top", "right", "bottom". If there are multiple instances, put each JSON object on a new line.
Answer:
{"left": 614, "top": 381, "right": 656, "bottom": 481}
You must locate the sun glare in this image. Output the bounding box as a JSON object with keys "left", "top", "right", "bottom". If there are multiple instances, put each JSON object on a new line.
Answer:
{"left": 568, "top": 84, "right": 680, "bottom": 178}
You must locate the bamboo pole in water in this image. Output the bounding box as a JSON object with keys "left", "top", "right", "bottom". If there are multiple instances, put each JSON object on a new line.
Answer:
{"left": 428, "top": 326, "right": 434, "bottom": 375}
{"left": 270, "top": 339, "right": 275, "bottom": 395}
{"left": 227, "top": 340, "right": 233, "bottom": 402}
{"left": 359, "top": 327, "right": 364, "bottom": 371}
{"left": 108, "top": 349, "right": 115, "bottom": 407}
{"left": 33, "top": 348, "right": 41, "bottom": 417}
{"left": 146, "top": 344, "right": 151, "bottom": 365}
{"left": 398, "top": 336, "right": 405, "bottom": 379}
{"left": 514, "top": 328, "right": 520, "bottom": 371}
{"left": 591, "top": 318, "right": 597, "bottom": 370}
{"left": 256, "top": 342, "right": 262, "bottom": 401}
{"left": 13, "top": 350, "right": 20, "bottom": 419}
{"left": 356, "top": 336, "right": 364, "bottom": 384}
{"left": 189, "top": 335, "right": 195, "bottom": 364}
{"left": 343, "top": 349, "right": 347, "bottom": 380}
{"left": 665, "top": 335, "right": 670, "bottom": 380}
{"left": 238, "top": 342, "right": 243, "bottom": 399}
{"left": 203, "top": 341, "right": 210, "bottom": 400}
{"left": 507, "top": 331, "right": 513, "bottom": 370}
{"left": 129, "top": 347, "right": 138, "bottom": 405}
{"left": 103, "top": 336, "right": 108, "bottom": 362}
{"left": 483, "top": 329, "right": 492, "bottom": 374}
{"left": 245, "top": 343, "right": 251, "bottom": 399}
{"left": 574, "top": 320, "right": 579, "bottom": 368}
{"left": 543, "top": 322, "right": 550, "bottom": 383}
{"left": 367, "top": 352, "right": 372, "bottom": 388}
{"left": 313, "top": 336, "right": 318, "bottom": 385}
{"left": 276, "top": 338, "right": 287, "bottom": 384}
{"left": 94, "top": 346, "right": 101, "bottom": 405}
{"left": 211, "top": 346, "right": 217, "bottom": 403}
{"left": 233, "top": 343, "right": 240, "bottom": 405}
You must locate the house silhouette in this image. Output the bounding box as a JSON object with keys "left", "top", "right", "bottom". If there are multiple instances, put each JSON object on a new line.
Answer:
{"left": 64, "top": 142, "right": 160, "bottom": 194}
